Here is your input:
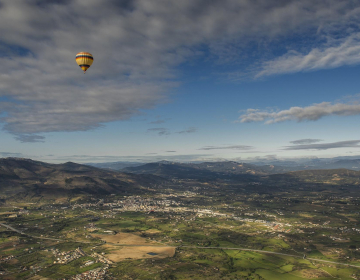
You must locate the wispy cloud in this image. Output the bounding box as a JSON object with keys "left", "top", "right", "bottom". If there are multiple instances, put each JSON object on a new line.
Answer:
{"left": 290, "top": 139, "right": 323, "bottom": 145}
{"left": 14, "top": 134, "right": 45, "bottom": 143}
{"left": 146, "top": 127, "right": 197, "bottom": 135}
{"left": 147, "top": 128, "right": 170, "bottom": 136}
{"left": 238, "top": 101, "right": 360, "bottom": 124}
{"left": 149, "top": 120, "right": 165, "bottom": 124}
{"left": 283, "top": 140, "right": 360, "bottom": 150}
{"left": 166, "top": 151, "right": 176, "bottom": 153}
{"left": 177, "top": 127, "right": 197, "bottom": 134}
{"left": 256, "top": 33, "right": 360, "bottom": 78}
{"left": 149, "top": 118, "right": 171, "bottom": 124}
{"left": 199, "top": 145, "right": 253, "bottom": 151}
{"left": 0, "top": 152, "right": 24, "bottom": 158}
{"left": 56, "top": 153, "right": 213, "bottom": 163}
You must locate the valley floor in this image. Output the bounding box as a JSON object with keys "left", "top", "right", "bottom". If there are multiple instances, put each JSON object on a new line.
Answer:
{"left": 1, "top": 179, "right": 360, "bottom": 279}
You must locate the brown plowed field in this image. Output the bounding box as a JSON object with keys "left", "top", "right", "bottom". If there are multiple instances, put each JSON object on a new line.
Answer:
{"left": 93, "top": 232, "right": 175, "bottom": 262}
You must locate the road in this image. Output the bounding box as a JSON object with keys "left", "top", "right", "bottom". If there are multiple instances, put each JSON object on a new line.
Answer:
{"left": 0, "top": 223, "right": 88, "bottom": 243}
{"left": 180, "top": 245, "right": 360, "bottom": 269}
{"left": 105, "top": 242, "right": 173, "bottom": 247}
{"left": 96, "top": 242, "right": 360, "bottom": 269}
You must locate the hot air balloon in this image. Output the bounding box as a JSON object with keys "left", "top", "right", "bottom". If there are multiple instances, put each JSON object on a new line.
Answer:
{"left": 75, "top": 52, "right": 93, "bottom": 73}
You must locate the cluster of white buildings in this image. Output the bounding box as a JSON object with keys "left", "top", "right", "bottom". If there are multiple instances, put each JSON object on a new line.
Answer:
{"left": 0, "top": 255, "right": 14, "bottom": 262}
{"left": 91, "top": 252, "right": 113, "bottom": 265}
{"left": 68, "top": 266, "right": 109, "bottom": 280}
{"left": 51, "top": 247, "right": 86, "bottom": 264}
{"left": 110, "top": 196, "right": 180, "bottom": 212}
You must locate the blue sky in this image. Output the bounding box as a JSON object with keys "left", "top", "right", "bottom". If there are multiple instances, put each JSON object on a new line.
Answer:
{"left": 1, "top": 0, "right": 360, "bottom": 163}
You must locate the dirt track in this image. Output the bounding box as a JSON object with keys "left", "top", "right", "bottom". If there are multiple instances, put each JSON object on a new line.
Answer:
{"left": 93, "top": 232, "right": 154, "bottom": 245}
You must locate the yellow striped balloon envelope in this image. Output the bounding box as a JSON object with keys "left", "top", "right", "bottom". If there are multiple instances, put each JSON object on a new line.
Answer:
{"left": 75, "top": 52, "right": 93, "bottom": 73}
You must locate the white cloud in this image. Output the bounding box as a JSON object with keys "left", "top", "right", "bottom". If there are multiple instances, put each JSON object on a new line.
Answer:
{"left": 238, "top": 101, "right": 360, "bottom": 124}
{"left": 256, "top": 33, "right": 360, "bottom": 78}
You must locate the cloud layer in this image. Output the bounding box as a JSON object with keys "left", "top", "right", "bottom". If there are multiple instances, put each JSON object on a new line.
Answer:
{"left": 0, "top": 0, "right": 359, "bottom": 141}
{"left": 54, "top": 153, "right": 213, "bottom": 163}
{"left": 199, "top": 145, "right": 253, "bottom": 151}
{"left": 238, "top": 102, "right": 360, "bottom": 124}
{"left": 147, "top": 126, "right": 197, "bottom": 136}
{"left": 177, "top": 127, "right": 197, "bottom": 134}
{"left": 14, "top": 134, "right": 45, "bottom": 143}
{"left": 147, "top": 128, "right": 170, "bottom": 136}
{"left": 290, "top": 139, "right": 323, "bottom": 145}
{"left": 284, "top": 140, "right": 360, "bottom": 150}
{"left": 0, "top": 152, "right": 23, "bottom": 157}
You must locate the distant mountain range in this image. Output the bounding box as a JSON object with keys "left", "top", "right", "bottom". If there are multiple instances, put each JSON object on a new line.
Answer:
{"left": 86, "top": 161, "right": 144, "bottom": 170}
{"left": 267, "top": 168, "right": 360, "bottom": 185}
{"left": 121, "top": 161, "right": 286, "bottom": 178}
{"left": 244, "top": 156, "right": 360, "bottom": 171}
{"left": 0, "top": 158, "right": 163, "bottom": 201}
{"left": 94, "top": 159, "right": 360, "bottom": 185}
{"left": 87, "top": 157, "right": 360, "bottom": 172}
{"left": 1, "top": 158, "right": 360, "bottom": 202}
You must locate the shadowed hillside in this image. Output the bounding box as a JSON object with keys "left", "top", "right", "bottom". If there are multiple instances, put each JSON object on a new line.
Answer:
{"left": 0, "top": 158, "right": 164, "bottom": 200}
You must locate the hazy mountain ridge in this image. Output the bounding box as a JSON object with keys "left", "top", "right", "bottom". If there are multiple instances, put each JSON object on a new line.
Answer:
{"left": 122, "top": 160, "right": 360, "bottom": 185}
{"left": 193, "top": 161, "right": 291, "bottom": 175}
{"left": 88, "top": 157, "right": 360, "bottom": 172}
{"left": 267, "top": 168, "right": 360, "bottom": 185}
{"left": 121, "top": 161, "right": 234, "bottom": 180}
{"left": 122, "top": 161, "right": 293, "bottom": 177}
{"left": 87, "top": 161, "right": 144, "bottom": 170}
{"left": 247, "top": 157, "right": 360, "bottom": 171}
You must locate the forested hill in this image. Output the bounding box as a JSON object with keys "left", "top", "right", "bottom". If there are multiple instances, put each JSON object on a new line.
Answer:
{"left": 0, "top": 158, "right": 164, "bottom": 200}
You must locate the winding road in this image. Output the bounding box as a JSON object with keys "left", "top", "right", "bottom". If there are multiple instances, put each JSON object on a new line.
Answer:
{"left": 1, "top": 223, "right": 80, "bottom": 243}
{"left": 179, "top": 245, "right": 360, "bottom": 269}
